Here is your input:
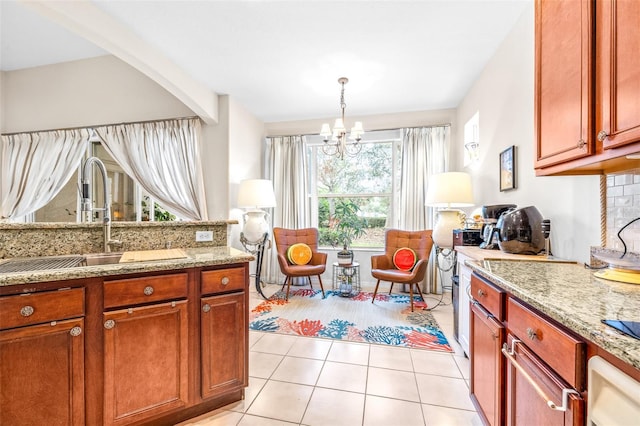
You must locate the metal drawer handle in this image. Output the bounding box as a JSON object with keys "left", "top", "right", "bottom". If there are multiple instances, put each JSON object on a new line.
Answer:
{"left": 143, "top": 286, "right": 154, "bottom": 296}
{"left": 20, "top": 306, "right": 34, "bottom": 317}
{"left": 202, "top": 303, "right": 211, "bottom": 313}
{"left": 221, "top": 277, "right": 230, "bottom": 286}
{"left": 477, "top": 289, "right": 486, "bottom": 298}
{"left": 526, "top": 327, "right": 538, "bottom": 340}
{"left": 502, "top": 339, "right": 579, "bottom": 411}
{"left": 70, "top": 326, "right": 82, "bottom": 337}
{"left": 104, "top": 319, "right": 115, "bottom": 329}
{"left": 577, "top": 139, "right": 586, "bottom": 148}
{"left": 597, "top": 130, "right": 608, "bottom": 142}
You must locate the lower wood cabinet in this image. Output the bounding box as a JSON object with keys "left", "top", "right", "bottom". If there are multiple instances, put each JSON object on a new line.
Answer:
{"left": 201, "top": 292, "right": 247, "bottom": 399}
{"left": 0, "top": 318, "right": 85, "bottom": 426}
{"left": 470, "top": 302, "right": 505, "bottom": 426}
{"left": 103, "top": 300, "right": 190, "bottom": 426}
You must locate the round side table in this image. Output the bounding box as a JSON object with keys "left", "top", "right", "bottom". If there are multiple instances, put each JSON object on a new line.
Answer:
{"left": 332, "top": 262, "right": 361, "bottom": 297}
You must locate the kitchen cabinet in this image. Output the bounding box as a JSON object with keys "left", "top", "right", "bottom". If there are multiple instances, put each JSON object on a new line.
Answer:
{"left": 0, "top": 288, "right": 85, "bottom": 426}
{"left": 469, "top": 273, "right": 586, "bottom": 426}
{"left": 103, "top": 301, "right": 189, "bottom": 426}
{"left": 456, "top": 251, "right": 473, "bottom": 356}
{"left": 535, "top": 0, "right": 640, "bottom": 176}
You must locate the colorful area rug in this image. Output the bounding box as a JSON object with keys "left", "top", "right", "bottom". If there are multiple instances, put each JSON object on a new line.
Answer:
{"left": 249, "top": 289, "right": 452, "bottom": 352}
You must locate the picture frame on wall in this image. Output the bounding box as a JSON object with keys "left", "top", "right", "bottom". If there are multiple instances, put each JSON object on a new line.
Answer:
{"left": 499, "top": 145, "right": 516, "bottom": 191}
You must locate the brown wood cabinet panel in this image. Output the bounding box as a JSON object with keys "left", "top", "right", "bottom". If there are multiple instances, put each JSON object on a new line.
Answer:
{"left": 103, "top": 272, "right": 188, "bottom": 309}
{"left": 470, "top": 303, "right": 505, "bottom": 426}
{"left": 0, "top": 287, "right": 84, "bottom": 330}
{"left": 103, "top": 300, "right": 189, "bottom": 425}
{"left": 507, "top": 298, "right": 585, "bottom": 390}
{"left": 470, "top": 274, "right": 506, "bottom": 321}
{"left": 0, "top": 318, "right": 85, "bottom": 426}
{"left": 200, "top": 292, "right": 247, "bottom": 399}
{"left": 598, "top": 0, "right": 640, "bottom": 149}
{"left": 504, "top": 335, "right": 584, "bottom": 426}
{"left": 535, "top": 0, "right": 594, "bottom": 169}
{"left": 201, "top": 267, "right": 246, "bottom": 295}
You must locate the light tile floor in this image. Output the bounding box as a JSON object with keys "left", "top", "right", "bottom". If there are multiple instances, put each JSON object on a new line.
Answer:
{"left": 178, "top": 281, "right": 482, "bottom": 426}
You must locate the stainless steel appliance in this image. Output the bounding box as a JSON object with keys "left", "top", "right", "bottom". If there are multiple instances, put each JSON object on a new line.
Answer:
{"left": 479, "top": 204, "right": 517, "bottom": 249}
{"left": 495, "top": 206, "right": 546, "bottom": 254}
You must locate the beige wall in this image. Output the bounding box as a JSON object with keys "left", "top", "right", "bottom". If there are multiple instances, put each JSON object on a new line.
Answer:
{"left": 455, "top": 3, "right": 600, "bottom": 263}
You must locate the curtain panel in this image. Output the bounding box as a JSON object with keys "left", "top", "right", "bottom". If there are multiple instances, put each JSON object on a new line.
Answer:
{"left": 263, "top": 135, "right": 310, "bottom": 284}
{"left": 0, "top": 129, "right": 88, "bottom": 220}
{"left": 95, "top": 118, "right": 208, "bottom": 221}
{"left": 399, "top": 126, "right": 450, "bottom": 293}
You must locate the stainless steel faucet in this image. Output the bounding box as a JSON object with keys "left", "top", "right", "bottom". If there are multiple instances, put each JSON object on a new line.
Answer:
{"left": 81, "top": 156, "right": 121, "bottom": 252}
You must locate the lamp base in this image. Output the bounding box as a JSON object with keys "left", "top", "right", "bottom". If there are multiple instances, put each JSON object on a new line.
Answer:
{"left": 242, "top": 210, "right": 269, "bottom": 243}
{"left": 433, "top": 209, "right": 465, "bottom": 249}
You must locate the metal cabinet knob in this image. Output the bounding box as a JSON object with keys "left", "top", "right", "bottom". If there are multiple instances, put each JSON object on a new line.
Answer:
{"left": 70, "top": 326, "right": 82, "bottom": 337}
{"left": 20, "top": 306, "right": 34, "bottom": 317}
{"left": 143, "top": 286, "right": 154, "bottom": 296}
{"left": 104, "top": 319, "right": 115, "bottom": 329}
{"left": 477, "top": 289, "right": 486, "bottom": 298}
{"left": 526, "top": 327, "right": 538, "bottom": 340}
{"left": 221, "top": 277, "right": 230, "bottom": 286}
{"left": 577, "top": 139, "right": 586, "bottom": 148}
{"left": 597, "top": 130, "right": 608, "bottom": 142}
{"left": 202, "top": 304, "right": 211, "bottom": 313}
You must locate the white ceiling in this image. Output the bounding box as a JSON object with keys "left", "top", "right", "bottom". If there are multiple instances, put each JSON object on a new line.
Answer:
{"left": 1, "top": 0, "right": 531, "bottom": 123}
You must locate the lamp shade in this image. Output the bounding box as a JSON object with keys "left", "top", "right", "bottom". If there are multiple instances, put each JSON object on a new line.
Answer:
{"left": 425, "top": 172, "right": 474, "bottom": 208}
{"left": 237, "top": 179, "right": 276, "bottom": 208}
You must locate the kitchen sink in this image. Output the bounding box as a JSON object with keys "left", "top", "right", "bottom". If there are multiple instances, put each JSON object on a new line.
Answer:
{"left": 0, "top": 255, "right": 86, "bottom": 273}
{"left": 81, "top": 252, "right": 123, "bottom": 266}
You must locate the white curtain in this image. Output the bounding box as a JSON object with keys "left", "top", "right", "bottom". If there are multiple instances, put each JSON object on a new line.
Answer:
{"left": 263, "top": 135, "right": 310, "bottom": 284}
{"left": 399, "top": 126, "right": 450, "bottom": 292}
{"left": 0, "top": 129, "right": 88, "bottom": 220}
{"left": 94, "top": 118, "right": 208, "bottom": 221}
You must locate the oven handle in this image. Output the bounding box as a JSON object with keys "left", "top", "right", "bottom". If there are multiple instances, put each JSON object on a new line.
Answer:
{"left": 501, "top": 339, "right": 579, "bottom": 412}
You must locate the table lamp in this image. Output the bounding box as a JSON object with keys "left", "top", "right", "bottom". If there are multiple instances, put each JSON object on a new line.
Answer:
{"left": 425, "top": 172, "right": 474, "bottom": 248}
{"left": 237, "top": 179, "right": 276, "bottom": 242}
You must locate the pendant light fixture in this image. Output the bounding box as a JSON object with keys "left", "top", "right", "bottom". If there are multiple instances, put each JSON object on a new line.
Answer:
{"left": 319, "top": 77, "right": 365, "bottom": 158}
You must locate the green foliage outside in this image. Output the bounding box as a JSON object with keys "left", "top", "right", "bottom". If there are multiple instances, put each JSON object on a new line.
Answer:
{"left": 318, "top": 198, "right": 368, "bottom": 248}
{"left": 142, "top": 197, "right": 176, "bottom": 222}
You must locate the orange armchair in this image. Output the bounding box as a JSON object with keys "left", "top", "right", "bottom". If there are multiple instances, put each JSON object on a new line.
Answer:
{"left": 371, "top": 229, "right": 433, "bottom": 311}
{"left": 273, "top": 227, "right": 327, "bottom": 300}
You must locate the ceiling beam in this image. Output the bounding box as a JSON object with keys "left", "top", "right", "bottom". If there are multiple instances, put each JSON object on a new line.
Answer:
{"left": 21, "top": 0, "right": 218, "bottom": 124}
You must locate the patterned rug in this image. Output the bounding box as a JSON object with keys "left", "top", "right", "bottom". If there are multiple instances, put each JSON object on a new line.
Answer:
{"left": 249, "top": 289, "right": 452, "bottom": 352}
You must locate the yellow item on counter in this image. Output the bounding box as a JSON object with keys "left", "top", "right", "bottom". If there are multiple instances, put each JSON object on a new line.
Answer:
{"left": 594, "top": 269, "right": 640, "bottom": 285}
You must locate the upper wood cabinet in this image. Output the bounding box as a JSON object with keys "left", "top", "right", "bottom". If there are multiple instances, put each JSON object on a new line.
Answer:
{"left": 535, "top": 0, "right": 640, "bottom": 176}
{"left": 535, "top": 0, "right": 594, "bottom": 170}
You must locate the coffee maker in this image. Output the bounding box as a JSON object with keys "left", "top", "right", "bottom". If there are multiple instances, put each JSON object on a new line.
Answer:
{"left": 479, "top": 204, "right": 517, "bottom": 249}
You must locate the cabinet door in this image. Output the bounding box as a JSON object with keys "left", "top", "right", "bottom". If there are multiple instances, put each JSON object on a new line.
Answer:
{"left": 470, "top": 303, "right": 505, "bottom": 426}
{"left": 598, "top": 0, "right": 640, "bottom": 149}
{"left": 201, "top": 292, "right": 247, "bottom": 399}
{"left": 0, "top": 318, "right": 85, "bottom": 426}
{"left": 535, "top": 0, "right": 594, "bottom": 169}
{"left": 504, "top": 337, "right": 584, "bottom": 426}
{"left": 103, "top": 301, "right": 189, "bottom": 426}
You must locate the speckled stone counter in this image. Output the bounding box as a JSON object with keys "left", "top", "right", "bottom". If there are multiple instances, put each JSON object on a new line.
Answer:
{"left": 466, "top": 259, "right": 640, "bottom": 371}
{"left": 0, "top": 247, "right": 253, "bottom": 288}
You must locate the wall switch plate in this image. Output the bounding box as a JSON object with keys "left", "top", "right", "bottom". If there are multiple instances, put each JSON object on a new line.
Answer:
{"left": 195, "top": 231, "right": 213, "bottom": 242}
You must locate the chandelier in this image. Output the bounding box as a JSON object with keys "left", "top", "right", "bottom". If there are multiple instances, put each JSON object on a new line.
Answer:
{"left": 319, "top": 77, "right": 365, "bottom": 158}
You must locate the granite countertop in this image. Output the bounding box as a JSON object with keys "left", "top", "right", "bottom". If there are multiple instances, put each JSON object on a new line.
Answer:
{"left": 466, "top": 259, "right": 640, "bottom": 371}
{"left": 0, "top": 247, "right": 254, "bottom": 287}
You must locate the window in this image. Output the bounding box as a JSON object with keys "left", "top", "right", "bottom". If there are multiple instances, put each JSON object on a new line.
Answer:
{"left": 308, "top": 130, "right": 401, "bottom": 248}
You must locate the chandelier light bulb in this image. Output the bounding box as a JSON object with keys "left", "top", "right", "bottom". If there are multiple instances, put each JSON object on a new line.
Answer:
{"left": 319, "top": 77, "right": 365, "bottom": 157}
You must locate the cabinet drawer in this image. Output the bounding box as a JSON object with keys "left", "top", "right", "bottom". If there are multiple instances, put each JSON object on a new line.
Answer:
{"left": 201, "top": 267, "right": 245, "bottom": 295}
{"left": 104, "top": 273, "right": 188, "bottom": 309}
{"left": 0, "top": 287, "right": 84, "bottom": 330}
{"left": 470, "top": 274, "right": 505, "bottom": 321}
{"left": 507, "top": 297, "right": 585, "bottom": 390}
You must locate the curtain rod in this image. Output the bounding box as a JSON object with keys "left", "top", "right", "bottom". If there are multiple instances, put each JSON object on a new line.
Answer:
{"left": 1, "top": 115, "right": 201, "bottom": 137}
{"left": 266, "top": 123, "right": 451, "bottom": 139}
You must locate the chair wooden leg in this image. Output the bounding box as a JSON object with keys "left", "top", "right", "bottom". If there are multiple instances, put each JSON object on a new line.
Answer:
{"left": 372, "top": 280, "right": 381, "bottom": 304}
{"left": 388, "top": 282, "right": 395, "bottom": 295}
{"left": 409, "top": 283, "right": 414, "bottom": 312}
{"left": 413, "top": 282, "right": 425, "bottom": 310}
{"left": 285, "top": 277, "right": 292, "bottom": 300}
{"left": 307, "top": 276, "right": 314, "bottom": 291}
{"left": 316, "top": 275, "right": 325, "bottom": 298}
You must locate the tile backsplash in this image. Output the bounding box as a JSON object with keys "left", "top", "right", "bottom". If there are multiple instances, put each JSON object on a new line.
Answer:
{"left": 606, "top": 171, "right": 640, "bottom": 252}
